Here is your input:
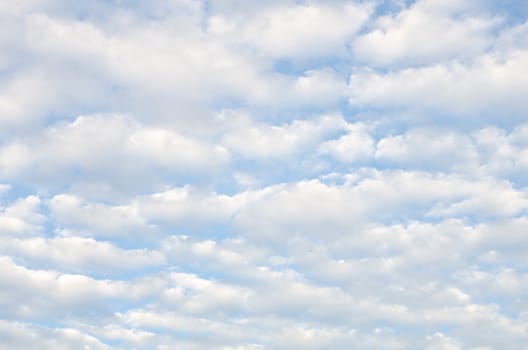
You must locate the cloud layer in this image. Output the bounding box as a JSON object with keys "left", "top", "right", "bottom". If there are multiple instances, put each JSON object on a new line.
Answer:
{"left": 0, "top": 0, "right": 527, "bottom": 349}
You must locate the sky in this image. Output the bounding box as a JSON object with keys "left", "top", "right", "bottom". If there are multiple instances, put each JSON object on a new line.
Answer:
{"left": 0, "top": 0, "right": 527, "bottom": 349}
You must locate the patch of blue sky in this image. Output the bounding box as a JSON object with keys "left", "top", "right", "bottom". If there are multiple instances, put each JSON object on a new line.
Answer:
{"left": 487, "top": 0, "right": 528, "bottom": 24}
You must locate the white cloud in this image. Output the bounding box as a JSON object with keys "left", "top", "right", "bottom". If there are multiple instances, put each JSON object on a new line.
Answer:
{"left": 234, "top": 170, "right": 528, "bottom": 242}
{"left": 222, "top": 114, "right": 347, "bottom": 159}
{"left": 0, "top": 320, "right": 111, "bottom": 350}
{"left": 375, "top": 128, "right": 479, "bottom": 171}
{"left": 0, "top": 236, "right": 164, "bottom": 275}
{"left": 0, "top": 196, "right": 45, "bottom": 236}
{"left": 348, "top": 50, "right": 528, "bottom": 121}
{"left": 353, "top": 0, "right": 498, "bottom": 66}
{"left": 372, "top": 124, "right": 528, "bottom": 178}
{"left": 132, "top": 185, "right": 272, "bottom": 231}
{"left": 0, "top": 257, "right": 128, "bottom": 319}
{"left": 318, "top": 123, "right": 375, "bottom": 162}
{"left": 240, "top": 3, "right": 372, "bottom": 59}
{"left": 1, "top": 1, "right": 527, "bottom": 349}
{"left": 0, "top": 70, "right": 58, "bottom": 128}
{"left": 129, "top": 128, "right": 230, "bottom": 168}
{"left": 472, "top": 126, "right": 528, "bottom": 177}
{"left": 0, "top": 114, "right": 228, "bottom": 196}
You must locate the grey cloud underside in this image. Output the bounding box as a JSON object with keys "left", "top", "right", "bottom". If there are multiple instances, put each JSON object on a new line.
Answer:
{"left": 1, "top": 0, "right": 528, "bottom": 349}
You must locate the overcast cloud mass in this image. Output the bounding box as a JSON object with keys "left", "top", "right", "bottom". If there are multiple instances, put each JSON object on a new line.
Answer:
{"left": 0, "top": 0, "right": 528, "bottom": 349}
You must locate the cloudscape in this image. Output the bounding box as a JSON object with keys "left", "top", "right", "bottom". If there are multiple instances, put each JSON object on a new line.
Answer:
{"left": 0, "top": 0, "right": 527, "bottom": 349}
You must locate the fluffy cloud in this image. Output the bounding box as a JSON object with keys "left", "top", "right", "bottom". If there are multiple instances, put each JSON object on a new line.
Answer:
{"left": 318, "top": 123, "right": 375, "bottom": 162}
{"left": 233, "top": 170, "right": 528, "bottom": 241}
{"left": 0, "top": 236, "right": 164, "bottom": 275}
{"left": 0, "top": 196, "right": 45, "bottom": 236}
{"left": 1, "top": 1, "right": 527, "bottom": 349}
{"left": 0, "top": 320, "right": 111, "bottom": 350}
{"left": 0, "top": 114, "right": 229, "bottom": 197}
{"left": 353, "top": 0, "right": 498, "bottom": 66}
{"left": 240, "top": 2, "right": 372, "bottom": 59}
{"left": 222, "top": 114, "right": 347, "bottom": 159}
{"left": 0, "top": 257, "right": 129, "bottom": 319}
{"left": 348, "top": 50, "right": 528, "bottom": 122}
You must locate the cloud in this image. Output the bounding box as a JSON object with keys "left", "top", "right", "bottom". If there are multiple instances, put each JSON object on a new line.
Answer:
{"left": 0, "top": 236, "right": 164, "bottom": 275}
{"left": 375, "top": 128, "right": 479, "bottom": 171}
{"left": 0, "top": 257, "right": 129, "bottom": 319}
{"left": 0, "top": 114, "right": 229, "bottom": 197}
{"left": 222, "top": 114, "right": 347, "bottom": 159}
{"left": 1, "top": 1, "right": 528, "bottom": 349}
{"left": 231, "top": 2, "right": 373, "bottom": 59}
{"left": 348, "top": 50, "right": 528, "bottom": 122}
{"left": 367, "top": 124, "right": 528, "bottom": 182}
{"left": 318, "top": 123, "right": 375, "bottom": 162}
{"left": 49, "top": 193, "right": 145, "bottom": 237}
{"left": 0, "top": 320, "right": 111, "bottom": 350}
{"left": 233, "top": 170, "right": 528, "bottom": 242}
{"left": 353, "top": 0, "right": 498, "bottom": 67}
{"left": 0, "top": 196, "right": 45, "bottom": 236}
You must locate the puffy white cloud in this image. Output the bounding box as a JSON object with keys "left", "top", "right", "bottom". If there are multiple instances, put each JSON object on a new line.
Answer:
{"left": 0, "top": 196, "right": 45, "bottom": 236}
{"left": 375, "top": 128, "right": 479, "bottom": 171}
{"left": 131, "top": 186, "right": 259, "bottom": 230}
{"left": 222, "top": 114, "right": 347, "bottom": 159}
{"left": 231, "top": 2, "right": 373, "bottom": 59}
{"left": 129, "top": 128, "right": 230, "bottom": 168}
{"left": 1, "top": 1, "right": 527, "bottom": 349}
{"left": 233, "top": 170, "right": 528, "bottom": 241}
{"left": 353, "top": 0, "right": 498, "bottom": 66}
{"left": 318, "top": 123, "right": 375, "bottom": 162}
{"left": 49, "top": 193, "right": 147, "bottom": 237}
{"left": 0, "top": 320, "right": 111, "bottom": 350}
{"left": 0, "top": 256, "right": 128, "bottom": 319}
{"left": 472, "top": 125, "right": 528, "bottom": 178}
{"left": 208, "top": 2, "right": 373, "bottom": 59}
{"left": 0, "top": 114, "right": 229, "bottom": 196}
{"left": 0, "top": 4, "right": 356, "bottom": 133}
{"left": 371, "top": 124, "right": 528, "bottom": 180}
{"left": 0, "top": 236, "right": 164, "bottom": 275}
{"left": 348, "top": 51, "right": 528, "bottom": 122}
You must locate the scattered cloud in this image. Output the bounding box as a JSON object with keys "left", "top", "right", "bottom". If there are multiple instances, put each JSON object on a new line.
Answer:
{"left": 0, "top": 1, "right": 527, "bottom": 349}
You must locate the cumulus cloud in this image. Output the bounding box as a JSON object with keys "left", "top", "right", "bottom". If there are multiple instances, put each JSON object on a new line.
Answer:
{"left": 0, "top": 320, "right": 112, "bottom": 350}
{"left": 0, "top": 236, "right": 164, "bottom": 275}
{"left": 240, "top": 2, "right": 372, "bottom": 59}
{"left": 353, "top": 0, "right": 498, "bottom": 66}
{"left": 318, "top": 123, "right": 375, "bottom": 162}
{"left": 348, "top": 50, "right": 528, "bottom": 122}
{"left": 0, "top": 114, "right": 229, "bottom": 197}
{"left": 233, "top": 170, "right": 528, "bottom": 241}
{"left": 0, "top": 196, "right": 45, "bottom": 236}
{"left": 1, "top": 1, "right": 527, "bottom": 349}
{"left": 222, "top": 114, "right": 347, "bottom": 159}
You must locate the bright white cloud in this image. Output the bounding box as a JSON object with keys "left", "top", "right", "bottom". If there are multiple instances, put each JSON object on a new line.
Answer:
{"left": 318, "top": 123, "right": 375, "bottom": 162}
{"left": 1, "top": 1, "right": 527, "bottom": 349}
{"left": 0, "top": 196, "right": 45, "bottom": 236}
{"left": 348, "top": 50, "right": 528, "bottom": 122}
{"left": 0, "top": 236, "right": 164, "bottom": 275}
{"left": 353, "top": 0, "right": 498, "bottom": 66}
{"left": 0, "top": 114, "right": 229, "bottom": 197}
{"left": 0, "top": 320, "right": 112, "bottom": 350}
{"left": 236, "top": 2, "right": 373, "bottom": 59}
{"left": 222, "top": 114, "right": 347, "bottom": 158}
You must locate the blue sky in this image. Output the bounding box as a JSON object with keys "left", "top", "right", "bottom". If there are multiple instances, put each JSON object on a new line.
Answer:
{"left": 0, "top": 0, "right": 527, "bottom": 349}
